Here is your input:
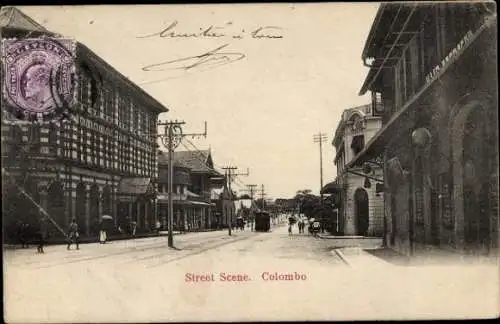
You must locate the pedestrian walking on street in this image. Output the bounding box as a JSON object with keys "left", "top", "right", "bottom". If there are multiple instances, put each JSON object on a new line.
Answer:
{"left": 155, "top": 220, "right": 161, "bottom": 235}
{"left": 131, "top": 221, "right": 137, "bottom": 236}
{"left": 19, "top": 222, "right": 30, "bottom": 248}
{"left": 99, "top": 223, "right": 107, "bottom": 244}
{"left": 99, "top": 216, "right": 113, "bottom": 244}
{"left": 37, "top": 218, "right": 47, "bottom": 253}
{"left": 67, "top": 219, "right": 80, "bottom": 250}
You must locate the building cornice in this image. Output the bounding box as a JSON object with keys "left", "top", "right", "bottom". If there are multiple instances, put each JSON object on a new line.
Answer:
{"left": 76, "top": 44, "right": 168, "bottom": 114}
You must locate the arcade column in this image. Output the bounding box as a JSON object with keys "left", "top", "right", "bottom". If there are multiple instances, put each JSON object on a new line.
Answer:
{"left": 84, "top": 190, "right": 91, "bottom": 236}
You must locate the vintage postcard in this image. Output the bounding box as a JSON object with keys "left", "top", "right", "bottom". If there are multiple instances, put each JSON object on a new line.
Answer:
{"left": 2, "top": 2, "right": 499, "bottom": 322}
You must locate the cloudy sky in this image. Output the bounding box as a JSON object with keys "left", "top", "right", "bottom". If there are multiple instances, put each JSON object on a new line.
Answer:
{"left": 19, "top": 3, "right": 379, "bottom": 199}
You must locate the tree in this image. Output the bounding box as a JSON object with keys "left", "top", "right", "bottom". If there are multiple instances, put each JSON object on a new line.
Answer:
{"left": 293, "top": 189, "right": 321, "bottom": 218}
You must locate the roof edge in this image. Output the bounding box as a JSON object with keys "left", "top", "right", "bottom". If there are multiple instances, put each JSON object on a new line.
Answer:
{"left": 77, "top": 43, "right": 168, "bottom": 114}
{"left": 361, "top": 3, "right": 386, "bottom": 61}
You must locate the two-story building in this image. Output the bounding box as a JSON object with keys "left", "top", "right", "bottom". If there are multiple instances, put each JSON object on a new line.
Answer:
{"left": 348, "top": 2, "right": 498, "bottom": 256}
{"left": 1, "top": 7, "right": 167, "bottom": 239}
{"left": 329, "top": 103, "right": 384, "bottom": 237}
{"left": 158, "top": 150, "right": 225, "bottom": 231}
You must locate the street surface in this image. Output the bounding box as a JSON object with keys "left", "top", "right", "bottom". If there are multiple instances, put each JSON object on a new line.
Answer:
{"left": 4, "top": 223, "right": 499, "bottom": 322}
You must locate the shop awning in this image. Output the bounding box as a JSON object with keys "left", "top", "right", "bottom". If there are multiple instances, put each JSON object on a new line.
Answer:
{"left": 118, "top": 177, "right": 153, "bottom": 195}
{"left": 190, "top": 201, "right": 212, "bottom": 206}
{"left": 348, "top": 14, "right": 497, "bottom": 169}
{"left": 186, "top": 190, "right": 200, "bottom": 198}
{"left": 157, "top": 198, "right": 213, "bottom": 207}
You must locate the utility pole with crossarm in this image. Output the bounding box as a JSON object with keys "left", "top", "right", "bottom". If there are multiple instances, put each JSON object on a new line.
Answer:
{"left": 158, "top": 120, "right": 207, "bottom": 248}
{"left": 221, "top": 166, "right": 249, "bottom": 236}
{"left": 313, "top": 132, "right": 328, "bottom": 200}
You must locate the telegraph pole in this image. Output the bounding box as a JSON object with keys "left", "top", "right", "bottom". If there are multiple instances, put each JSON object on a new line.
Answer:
{"left": 245, "top": 184, "right": 257, "bottom": 202}
{"left": 158, "top": 120, "right": 207, "bottom": 247}
{"left": 243, "top": 184, "right": 257, "bottom": 231}
{"left": 313, "top": 132, "right": 327, "bottom": 199}
{"left": 260, "top": 184, "right": 267, "bottom": 210}
{"left": 221, "top": 166, "right": 249, "bottom": 236}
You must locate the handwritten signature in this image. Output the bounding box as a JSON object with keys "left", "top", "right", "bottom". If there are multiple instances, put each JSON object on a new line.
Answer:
{"left": 141, "top": 44, "right": 246, "bottom": 72}
{"left": 137, "top": 20, "right": 284, "bottom": 39}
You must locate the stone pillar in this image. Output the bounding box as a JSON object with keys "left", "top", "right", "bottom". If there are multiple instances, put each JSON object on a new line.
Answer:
{"left": 144, "top": 200, "right": 149, "bottom": 230}
{"left": 176, "top": 209, "right": 181, "bottom": 230}
{"left": 136, "top": 200, "right": 141, "bottom": 229}
{"left": 153, "top": 198, "right": 157, "bottom": 226}
{"left": 344, "top": 191, "right": 356, "bottom": 236}
{"left": 112, "top": 188, "right": 117, "bottom": 228}
{"left": 128, "top": 202, "right": 133, "bottom": 222}
{"left": 85, "top": 190, "right": 91, "bottom": 236}
{"left": 208, "top": 206, "right": 212, "bottom": 229}
{"left": 70, "top": 187, "right": 76, "bottom": 225}
{"left": 161, "top": 206, "right": 167, "bottom": 229}
{"left": 40, "top": 187, "right": 48, "bottom": 211}
{"left": 97, "top": 188, "right": 103, "bottom": 221}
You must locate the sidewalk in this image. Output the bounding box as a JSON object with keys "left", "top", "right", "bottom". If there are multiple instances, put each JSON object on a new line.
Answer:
{"left": 332, "top": 247, "right": 393, "bottom": 267}
{"left": 337, "top": 246, "right": 499, "bottom": 267}
{"left": 318, "top": 233, "right": 381, "bottom": 240}
{"left": 3, "top": 228, "right": 226, "bottom": 249}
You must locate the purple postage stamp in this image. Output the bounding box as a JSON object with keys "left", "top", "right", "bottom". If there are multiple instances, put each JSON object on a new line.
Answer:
{"left": 1, "top": 37, "right": 76, "bottom": 122}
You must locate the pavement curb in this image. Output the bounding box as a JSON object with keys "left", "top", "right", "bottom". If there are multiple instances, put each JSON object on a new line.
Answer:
{"left": 331, "top": 248, "right": 350, "bottom": 266}
{"left": 319, "top": 235, "right": 381, "bottom": 240}
{"left": 3, "top": 229, "right": 228, "bottom": 249}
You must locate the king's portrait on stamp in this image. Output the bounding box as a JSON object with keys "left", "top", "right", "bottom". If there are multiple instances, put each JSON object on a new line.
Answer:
{"left": 1, "top": 3, "right": 498, "bottom": 323}
{"left": 2, "top": 38, "right": 76, "bottom": 121}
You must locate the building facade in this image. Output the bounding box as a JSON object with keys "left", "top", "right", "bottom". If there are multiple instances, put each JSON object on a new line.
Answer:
{"left": 1, "top": 7, "right": 167, "bottom": 239}
{"left": 331, "top": 104, "right": 384, "bottom": 237}
{"left": 157, "top": 150, "right": 225, "bottom": 231}
{"left": 157, "top": 150, "right": 225, "bottom": 232}
{"left": 349, "top": 2, "right": 498, "bottom": 256}
{"left": 212, "top": 185, "right": 236, "bottom": 228}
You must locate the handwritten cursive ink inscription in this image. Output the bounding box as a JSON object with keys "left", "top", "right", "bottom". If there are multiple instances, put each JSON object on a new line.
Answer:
{"left": 136, "top": 21, "right": 283, "bottom": 40}
{"left": 137, "top": 21, "right": 227, "bottom": 39}
{"left": 141, "top": 44, "right": 246, "bottom": 72}
{"left": 251, "top": 26, "right": 284, "bottom": 39}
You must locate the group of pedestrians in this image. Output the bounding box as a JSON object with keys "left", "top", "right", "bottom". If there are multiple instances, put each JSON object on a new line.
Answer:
{"left": 287, "top": 215, "right": 322, "bottom": 236}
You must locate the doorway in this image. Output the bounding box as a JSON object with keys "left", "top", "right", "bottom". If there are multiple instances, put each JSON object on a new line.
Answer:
{"left": 354, "top": 188, "right": 369, "bottom": 236}
{"left": 462, "top": 107, "right": 491, "bottom": 253}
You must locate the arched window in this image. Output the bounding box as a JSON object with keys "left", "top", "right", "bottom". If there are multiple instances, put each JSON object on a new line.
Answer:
{"left": 351, "top": 135, "right": 365, "bottom": 155}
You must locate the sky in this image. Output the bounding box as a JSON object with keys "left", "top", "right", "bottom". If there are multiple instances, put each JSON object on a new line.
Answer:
{"left": 19, "top": 3, "right": 379, "bottom": 199}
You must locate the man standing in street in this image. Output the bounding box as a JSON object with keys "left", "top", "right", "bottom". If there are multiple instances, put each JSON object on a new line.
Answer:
{"left": 99, "top": 219, "right": 108, "bottom": 244}
{"left": 67, "top": 218, "right": 80, "bottom": 250}
{"left": 37, "top": 217, "right": 47, "bottom": 253}
{"left": 155, "top": 220, "right": 161, "bottom": 235}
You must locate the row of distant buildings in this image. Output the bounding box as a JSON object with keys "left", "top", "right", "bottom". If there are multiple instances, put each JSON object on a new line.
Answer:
{"left": 323, "top": 2, "right": 498, "bottom": 257}
{"left": 1, "top": 7, "right": 243, "bottom": 241}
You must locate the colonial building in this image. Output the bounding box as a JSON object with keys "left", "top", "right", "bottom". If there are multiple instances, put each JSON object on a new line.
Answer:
{"left": 212, "top": 185, "right": 236, "bottom": 228}
{"left": 1, "top": 7, "right": 167, "bottom": 239}
{"left": 329, "top": 103, "right": 384, "bottom": 237}
{"left": 348, "top": 2, "right": 498, "bottom": 256}
{"left": 157, "top": 150, "right": 225, "bottom": 231}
